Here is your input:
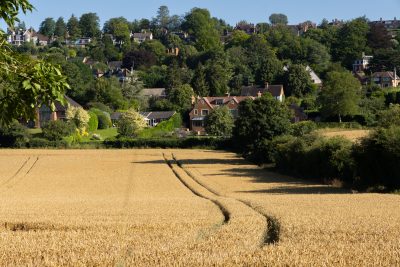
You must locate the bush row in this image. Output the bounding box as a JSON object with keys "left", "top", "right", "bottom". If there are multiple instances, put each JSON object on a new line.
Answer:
{"left": 103, "top": 137, "right": 232, "bottom": 149}
{"left": 248, "top": 127, "right": 400, "bottom": 191}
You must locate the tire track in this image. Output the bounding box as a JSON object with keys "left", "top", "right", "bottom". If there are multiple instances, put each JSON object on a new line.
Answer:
{"left": 0, "top": 157, "right": 39, "bottom": 192}
{"left": 164, "top": 152, "right": 267, "bottom": 250}
{"left": 163, "top": 153, "right": 229, "bottom": 224}
{"left": 0, "top": 157, "right": 31, "bottom": 188}
{"left": 172, "top": 153, "right": 281, "bottom": 245}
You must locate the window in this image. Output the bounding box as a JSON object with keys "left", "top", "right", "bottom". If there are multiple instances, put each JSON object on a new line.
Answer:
{"left": 215, "top": 99, "right": 223, "bottom": 105}
{"left": 201, "top": 109, "right": 209, "bottom": 116}
{"left": 193, "top": 121, "right": 203, "bottom": 127}
{"left": 194, "top": 109, "right": 198, "bottom": 115}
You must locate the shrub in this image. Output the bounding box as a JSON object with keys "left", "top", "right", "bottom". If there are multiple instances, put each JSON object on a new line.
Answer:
{"left": 90, "top": 109, "right": 112, "bottom": 129}
{"left": 377, "top": 104, "right": 400, "bottom": 128}
{"left": 274, "top": 134, "right": 354, "bottom": 184}
{"left": 66, "top": 106, "right": 90, "bottom": 132}
{"left": 42, "top": 120, "right": 75, "bottom": 141}
{"left": 27, "top": 138, "right": 69, "bottom": 148}
{"left": 117, "top": 109, "right": 147, "bottom": 137}
{"left": 233, "top": 94, "right": 292, "bottom": 154}
{"left": 0, "top": 122, "right": 30, "bottom": 148}
{"left": 353, "top": 127, "right": 400, "bottom": 191}
{"left": 291, "top": 121, "right": 317, "bottom": 136}
{"left": 104, "top": 137, "right": 232, "bottom": 149}
{"left": 205, "top": 106, "right": 234, "bottom": 137}
{"left": 87, "top": 111, "right": 98, "bottom": 132}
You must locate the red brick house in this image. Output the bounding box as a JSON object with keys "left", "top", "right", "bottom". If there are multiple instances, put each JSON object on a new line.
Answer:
{"left": 189, "top": 96, "right": 254, "bottom": 134}
{"left": 33, "top": 96, "right": 82, "bottom": 128}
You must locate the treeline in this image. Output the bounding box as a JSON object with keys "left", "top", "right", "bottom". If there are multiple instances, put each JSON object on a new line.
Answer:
{"left": 231, "top": 94, "right": 400, "bottom": 192}
{"left": 10, "top": 7, "right": 400, "bottom": 125}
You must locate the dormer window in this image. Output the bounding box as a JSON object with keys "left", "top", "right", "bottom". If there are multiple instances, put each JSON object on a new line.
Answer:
{"left": 215, "top": 99, "right": 223, "bottom": 105}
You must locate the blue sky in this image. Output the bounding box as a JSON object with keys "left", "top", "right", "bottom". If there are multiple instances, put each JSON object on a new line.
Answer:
{"left": 2, "top": 0, "right": 400, "bottom": 30}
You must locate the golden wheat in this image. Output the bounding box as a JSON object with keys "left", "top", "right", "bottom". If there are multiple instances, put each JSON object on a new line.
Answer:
{"left": 173, "top": 150, "right": 400, "bottom": 266}
{"left": 1, "top": 149, "right": 399, "bottom": 266}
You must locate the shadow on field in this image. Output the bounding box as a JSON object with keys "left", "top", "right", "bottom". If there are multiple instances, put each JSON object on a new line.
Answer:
{"left": 220, "top": 167, "right": 350, "bottom": 194}
{"left": 133, "top": 158, "right": 248, "bottom": 166}
{"left": 133, "top": 157, "right": 350, "bottom": 195}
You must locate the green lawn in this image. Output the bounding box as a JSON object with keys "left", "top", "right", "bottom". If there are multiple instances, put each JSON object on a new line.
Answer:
{"left": 81, "top": 128, "right": 118, "bottom": 142}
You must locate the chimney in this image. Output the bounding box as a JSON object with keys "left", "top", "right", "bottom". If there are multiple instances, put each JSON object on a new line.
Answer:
{"left": 191, "top": 95, "right": 196, "bottom": 105}
{"left": 264, "top": 82, "right": 269, "bottom": 89}
{"left": 257, "top": 91, "right": 262, "bottom": 98}
{"left": 225, "top": 92, "right": 230, "bottom": 97}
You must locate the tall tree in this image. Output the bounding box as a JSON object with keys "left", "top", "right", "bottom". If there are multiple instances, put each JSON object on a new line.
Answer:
{"left": 283, "top": 64, "right": 312, "bottom": 97}
{"left": 103, "top": 17, "right": 130, "bottom": 44}
{"left": 155, "top": 5, "right": 170, "bottom": 28}
{"left": 67, "top": 14, "right": 81, "bottom": 39}
{"left": 0, "top": 0, "right": 69, "bottom": 126}
{"left": 205, "top": 106, "right": 234, "bottom": 136}
{"left": 332, "top": 17, "right": 370, "bottom": 68}
{"left": 191, "top": 63, "right": 209, "bottom": 96}
{"left": 269, "top": 13, "right": 288, "bottom": 25}
{"left": 39, "top": 17, "right": 56, "bottom": 36}
{"left": 233, "top": 94, "right": 292, "bottom": 155}
{"left": 79, "top": 13, "right": 100, "bottom": 38}
{"left": 168, "top": 84, "right": 194, "bottom": 113}
{"left": 182, "top": 8, "right": 221, "bottom": 51}
{"left": 318, "top": 71, "right": 361, "bottom": 122}
{"left": 54, "top": 17, "right": 67, "bottom": 38}
{"left": 367, "top": 23, "right": 393, "bottom": 51}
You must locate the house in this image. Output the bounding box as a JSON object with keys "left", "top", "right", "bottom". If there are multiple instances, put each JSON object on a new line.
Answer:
{"left": 353, "top": 53, "right": 373, "bottom": 73}
{"left": 140, "top": 88, "right": 167, "bottom": 99}
{"left": 33, "top": 32, "right": 49, "bottom": 46}
{"left": 370, "top": 17, "right": 400, "bottom": 37}
{"left": 189, "top": 96, "right": 254, "bottom": 134}
{"left": 283, "top": 65, "right": 322, "bottom": 86}
{"left": 7, "top": 28, "right": 49, "bottom": 46}
{"left": 288, "top": 21, "right": 317, "bottom": 36}
{"left": 234, "top": 22, "right": 256, "bottom": 34}
{"left": 241, "top": 83, "right": 285, "bottom": 102}
{"left": 74, "top": 37, "right": 92, "bottom": 47}
{"left": 107, "top": 61, "right": 123, "bottom": 71}
{"left": 166, "top": 47, "right": 179, "bottom": 56}
{"left": 132, "top": 31, "right": 153, "bottom": 43}
{"left": 306, "top": 66, "right": 322, "bottom": 85}
{"left": 110, "top": 111, "right": 176, "bottom": 127}
{"left": 371, "top": 71, "right": 400, "bottom": 88}
{"left": 140, "top": 111, "right": 176, "bottom": 127}
{"left": 33, "top": 96, "right": 82, "bottom": 128}
{"left": 170, "top": 31, "right": 189, "bottom": 40}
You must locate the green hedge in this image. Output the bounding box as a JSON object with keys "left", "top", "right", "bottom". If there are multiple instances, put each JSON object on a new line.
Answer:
{"left": 27, "top": 138, "right": 69, "bottom": 148}
{"left": 353, "top": 127, "right": 400, "bottom": 190}
{"left": 273, "top": 135, "right": 354, "bottom": 184}
{"left": 103, "top": 137, "right": 232, "bottom": 149}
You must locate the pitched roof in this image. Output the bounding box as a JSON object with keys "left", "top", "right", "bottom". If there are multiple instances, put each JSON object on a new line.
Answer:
{"left": 306, "top": 66, "right": 322, "bottom": 84}
{"left": 54, "top": 95, "right": 82, "bottom": 112}
{"left": 140, "top": 111, "right": 176, "bottom": 120}
{"left": 199, "top": 96, "right": 253, "bottom": 109}
{"left": 372, "top": 71, "right": 399, "bottom": 80}
{"left": 266, "top": 85, "right": 284, "bottom": 97}
{"left": 108, "top": 61, "right": 122, "bottom": 70}
{"left": 133, "top": 32, "right": 152, "bottom": 39}
{"left": 32, "top": 32, "right": 48, "bottom": 42}
{"left": 141, "top": 88, "right": 167, "bottom": 97}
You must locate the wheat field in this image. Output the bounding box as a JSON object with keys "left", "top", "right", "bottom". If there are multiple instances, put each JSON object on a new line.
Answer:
{"left": 0, "top": 149, "right": 399, "bottom": 266}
